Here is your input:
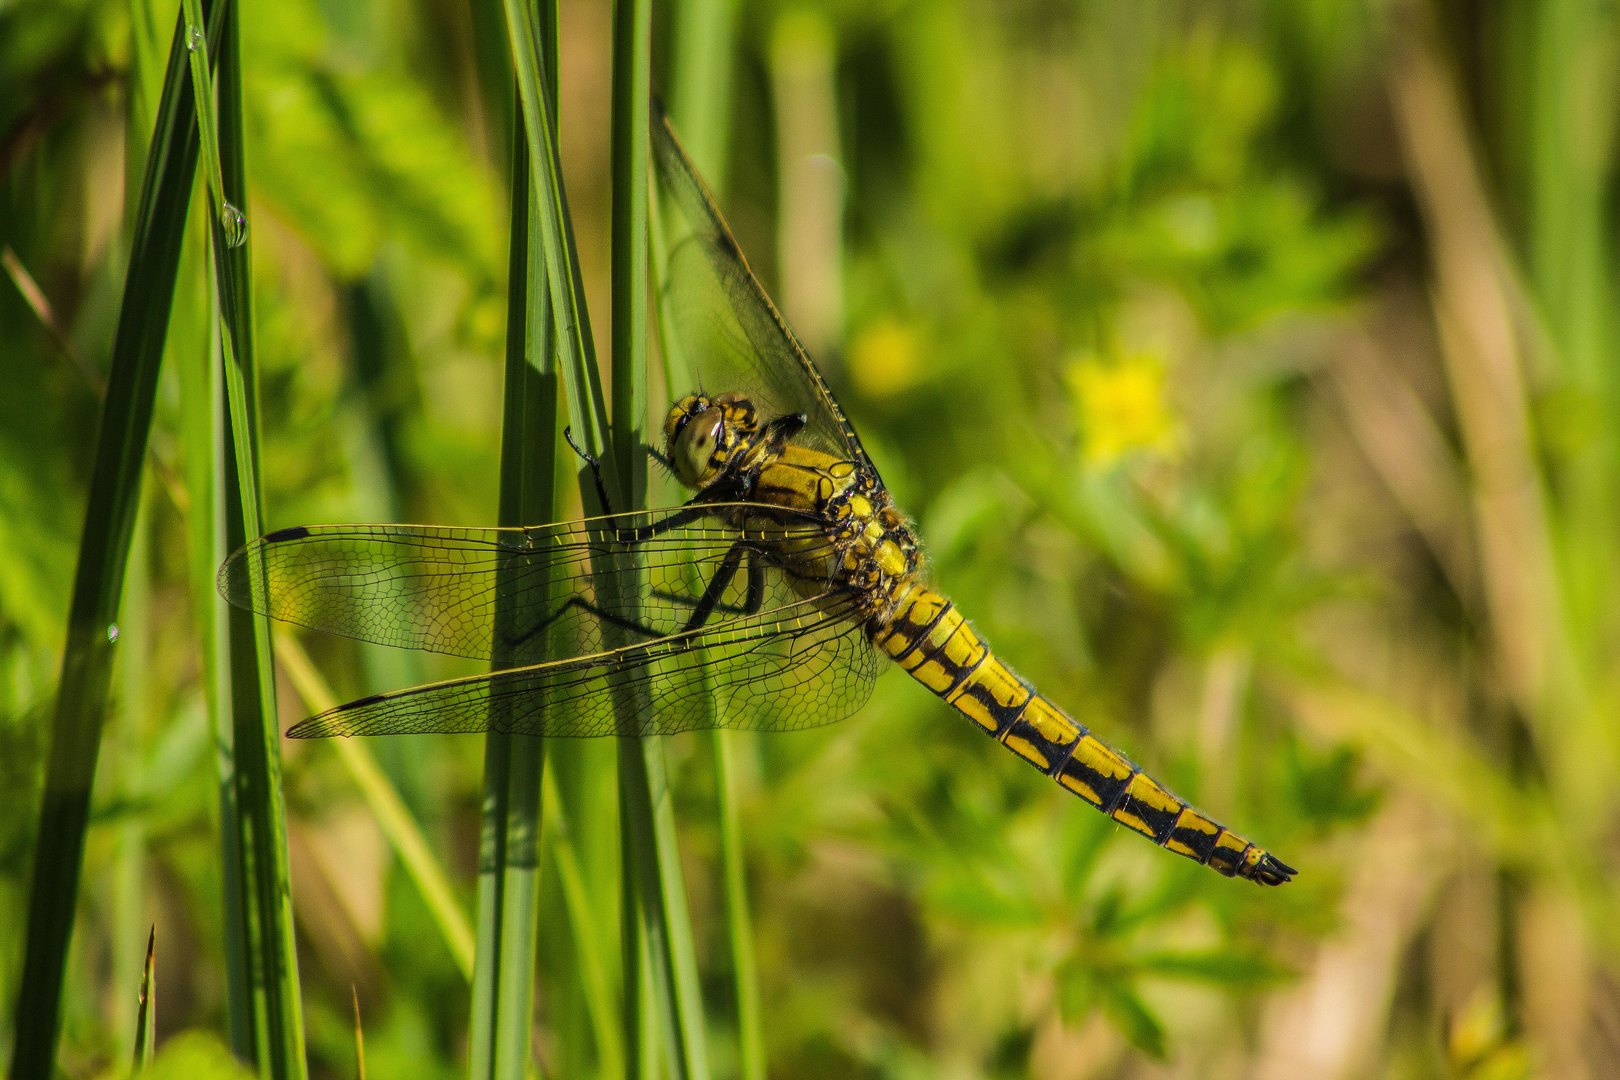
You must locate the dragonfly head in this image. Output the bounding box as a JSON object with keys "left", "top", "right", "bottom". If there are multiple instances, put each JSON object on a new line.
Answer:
{"left": 664, "top": 393, "right": 759, "bottom": 489}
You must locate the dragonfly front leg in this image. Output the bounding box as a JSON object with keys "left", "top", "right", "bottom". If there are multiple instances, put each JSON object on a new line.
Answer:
{"left": 561, "top": 427, "right": 716, "bottom": 544}
{"left": 564, "top": 426, "right": 616, "bottom": 516}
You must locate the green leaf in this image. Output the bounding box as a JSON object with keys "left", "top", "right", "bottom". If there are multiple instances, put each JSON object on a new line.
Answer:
{"left": 1101, "top": 984, "right": 1167, "bottom": 1060}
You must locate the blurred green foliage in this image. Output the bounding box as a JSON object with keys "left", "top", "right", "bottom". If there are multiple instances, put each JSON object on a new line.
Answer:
{"left": 5, "top": 0, "right": 1620, "bottom": 1076}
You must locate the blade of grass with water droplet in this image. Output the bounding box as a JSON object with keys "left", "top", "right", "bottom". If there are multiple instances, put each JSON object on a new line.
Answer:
{"left": 194, "top": 1, "right": 307, "bottom": 1072}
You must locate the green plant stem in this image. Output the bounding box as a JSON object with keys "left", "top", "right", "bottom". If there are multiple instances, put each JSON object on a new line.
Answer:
{"left": 7, "top": 5, "right": 217, "bottom": 1074}
{"left": 113, "top": 486, "right": 153, "bottom": 1059}
{"left": 500, "top": 0, "right": 620, "bottom": 499}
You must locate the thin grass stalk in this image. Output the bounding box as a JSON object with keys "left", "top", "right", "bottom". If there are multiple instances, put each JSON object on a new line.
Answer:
{"left": 200, "top": 190, "right": 256, "bottom": 1065}
{"left": 187, "top": 0, "right": 308, "bottom": 1070}
{"left": 610, "top": 0, "right": 662, "bottom": 1074}
{"left": 132, "top": 927, "right": 156, "bottom": 1070}
{"left": 113, "top": 485, "right": 152, "bottom": 1057}
{"left": 273, "top": 631, "right": 476, "bottom": 978}
{"left": 619, "top": 862, "right": 658, "bottom": 1080}
{"left": 353, "top": 987, "right": 366, "bottom": 1080}
{"left": 170, "top": 119, "right": 255, "bottom": 1063}
{"left": 498, "top": 128, "right": 559, "bottom": 1080}
{"left": 500, "top": 1, "right": 710, "bottom": 1075}
{"left": 539, "top": 739, "right": 626, "bottom": 1080}
{"left": 495, "top": 5, "right": 642, "bottom": 1079}
{"left": 7, "top": 4, "right": 217, "bottom": 1072}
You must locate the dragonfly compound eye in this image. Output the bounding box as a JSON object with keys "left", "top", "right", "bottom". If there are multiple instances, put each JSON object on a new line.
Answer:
{"left": 672, "top": 405, "right": 727, "bottom": 488}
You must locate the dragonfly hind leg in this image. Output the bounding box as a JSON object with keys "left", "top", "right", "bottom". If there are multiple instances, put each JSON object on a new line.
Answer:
{"left": 500, "top": 544, "right": 762, "bottom": 656}
{"left": 503, "top": 594, "right": 666, "bottom": 655}
{"left": 675, "top": 544, "right": 763, "bottom": 631}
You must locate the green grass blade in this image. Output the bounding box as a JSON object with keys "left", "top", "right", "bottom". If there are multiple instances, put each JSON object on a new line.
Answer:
{"left": 179, "top": 0, "right": 247, "bottom": 251}
{"left": 661, "top": 19, "right": 765, "bottom": 1077}
{"left": 613, "top": 3, "right": 713, "bottom": 1078}
{"left": 501, "top": 0, "right": 711, "bottom": 1075}
{"left": 6, "top": 4, "right": 215, "bottom": 1072}
{"left": 470, "top": 27, "right": 563, "bottom": 1073}
{"left": 669, "top": 0, "right": 738, "bottom": 193}
{"left": 500, "top": 0, "right": 621, "bottom": 502}
{"left": 611, "top": 0, "right": 651, "bottom": 511}
{"left": 621, "top": 741, "right": 709, "bottom": 1080}
{"left": 113, "top": 486, "right": 153, "bottom": 1059}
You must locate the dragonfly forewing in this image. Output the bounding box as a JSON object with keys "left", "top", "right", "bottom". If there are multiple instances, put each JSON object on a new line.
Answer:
{"left": 217, "top": 507, "right": 840, "bottom": 667}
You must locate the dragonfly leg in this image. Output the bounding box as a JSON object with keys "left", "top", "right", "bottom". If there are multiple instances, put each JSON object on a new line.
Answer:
{"left": 652, "top": 548, "right": 766, "bottom": 618}
{"left": 506, "top": 594, "right": 665, "bottom": 654}
{"left": 564, "top": 426, "right": 616, "bottom": 515}
{"left": 680, "top": 544, "right": 764, "bottom": 631}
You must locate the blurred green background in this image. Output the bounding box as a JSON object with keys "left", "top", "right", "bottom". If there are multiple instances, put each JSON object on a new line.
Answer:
{"left": 3, "top": 0, "right": 1619, "bottom": 1076}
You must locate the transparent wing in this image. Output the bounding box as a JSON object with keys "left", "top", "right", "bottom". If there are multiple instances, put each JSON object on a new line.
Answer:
{"left": 218, "top": 507, "right": 849, "bottom": 668}
{"left": 652, "top": 103, "right": 874, "bottom": 470}
{"left": 283, "top": 591, "right": 883, "bottom": 738}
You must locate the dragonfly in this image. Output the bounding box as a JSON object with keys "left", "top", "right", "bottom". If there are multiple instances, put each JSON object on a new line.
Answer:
{"left": 220, "top": 106, "right": 1295, "bottom": 887}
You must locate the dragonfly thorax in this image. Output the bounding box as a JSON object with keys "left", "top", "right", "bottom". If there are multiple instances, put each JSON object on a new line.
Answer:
{"left": 664, "top": 392, "right": 760, "bottom": 488}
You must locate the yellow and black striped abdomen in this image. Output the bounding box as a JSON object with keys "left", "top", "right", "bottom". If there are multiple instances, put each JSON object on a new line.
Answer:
{"left": 872, "top": 586, "right": 1295, "bottom": 886}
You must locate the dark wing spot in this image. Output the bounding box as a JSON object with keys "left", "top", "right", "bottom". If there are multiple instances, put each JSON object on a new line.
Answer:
{"left": 265, "top": 525, "right": 312, "bottom": 543}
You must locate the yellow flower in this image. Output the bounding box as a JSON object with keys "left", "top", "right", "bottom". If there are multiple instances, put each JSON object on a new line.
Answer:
{"left": 1066, "top": 352, "right": 1179, "bottom": 464}
{"left": 850, "top": 319, "right": 921, "bottom": 398}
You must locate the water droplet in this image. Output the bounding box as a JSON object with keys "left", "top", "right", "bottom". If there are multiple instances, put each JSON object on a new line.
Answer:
{"left": 106, "top": 624, "right": 119, "bottom": 643}
{"left": 220, "top": 202, "right": 248, "bottom": 248}
{"left": 186, "top": 24, "right": 205, "bottom": 51}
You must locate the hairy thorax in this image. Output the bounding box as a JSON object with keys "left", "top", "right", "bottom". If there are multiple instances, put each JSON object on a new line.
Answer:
{"left": 720, "top": 444, "right": 923, "bottom": 625}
